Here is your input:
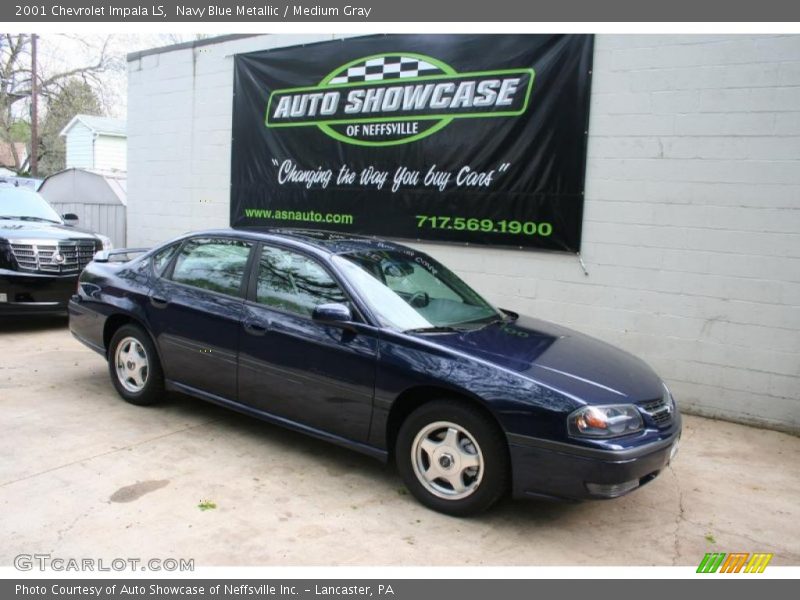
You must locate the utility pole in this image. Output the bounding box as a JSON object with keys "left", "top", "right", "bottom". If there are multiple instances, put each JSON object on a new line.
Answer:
{"left": 30, "top": 33, "right": 38, "bottom": 177}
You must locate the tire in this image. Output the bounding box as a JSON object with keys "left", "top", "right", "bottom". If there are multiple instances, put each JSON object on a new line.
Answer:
{"left": 396, "top": 399, "right": 509, "bottom": 516}
{"left": 107, "top": 324, "right": 164, "bottom": 406}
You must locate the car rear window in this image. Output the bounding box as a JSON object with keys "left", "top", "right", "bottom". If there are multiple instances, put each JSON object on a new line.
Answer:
{"left": 170, "top": 238, "right": 252, "bottom": 296}
{"left": 152, "top": 243, "right": 180, "bottom": 275}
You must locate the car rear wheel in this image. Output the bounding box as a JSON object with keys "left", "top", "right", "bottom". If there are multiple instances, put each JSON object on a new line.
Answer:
{"left": 108, "top": 324, "right": 164, "bottom": 406}
{"left": 396, "top": 400, "right": 509, "bottom": 516}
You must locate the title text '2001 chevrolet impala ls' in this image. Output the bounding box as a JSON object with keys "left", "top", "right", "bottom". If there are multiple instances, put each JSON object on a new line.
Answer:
{"left": 69, "top": 229, "right": 680, "bottom": 515}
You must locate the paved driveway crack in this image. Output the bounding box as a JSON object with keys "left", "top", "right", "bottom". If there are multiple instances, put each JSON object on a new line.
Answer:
{"left": 669, "top": 465, "right": 685, "bottom": 566}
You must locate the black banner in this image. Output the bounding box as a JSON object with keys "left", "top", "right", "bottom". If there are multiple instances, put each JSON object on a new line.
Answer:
{"left": 231, "top": 34, "right": 593, "bottom": 251}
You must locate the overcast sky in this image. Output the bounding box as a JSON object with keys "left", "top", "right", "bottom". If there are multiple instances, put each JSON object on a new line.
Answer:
{"left": 36, "top": 33, "right": 202, "bottom": 119}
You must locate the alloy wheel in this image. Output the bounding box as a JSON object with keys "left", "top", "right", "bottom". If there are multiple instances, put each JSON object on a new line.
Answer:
{"left": 114, "top": 336, "right": 149, "bottom": 394}
{"left": 411, "top": 420, "right": 484, "bottom": 500}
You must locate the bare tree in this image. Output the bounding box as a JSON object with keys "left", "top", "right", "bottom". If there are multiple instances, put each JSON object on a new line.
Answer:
{"left": 38, "top": 79, "right": 103, "bottom": 176}
{"left": 0, "top": 33, "right": 115, "bottom": 173}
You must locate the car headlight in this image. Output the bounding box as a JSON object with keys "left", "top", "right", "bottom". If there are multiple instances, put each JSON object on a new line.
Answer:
{"left": 663, "top": 382, "right": 675, "bottom": 411}
{"left": 568, "top": 404, "right": 643, "bottom": 438}
{"left": 0, "top": 241, "right": 12, "bottom": 269}
{"left": 97, "top": 235, "right": 113, "bottom": 251}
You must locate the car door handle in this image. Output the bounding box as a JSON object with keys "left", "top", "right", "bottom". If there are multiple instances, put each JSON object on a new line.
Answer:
{"left": 150, "top": 296, "right": 169, "bottom": 308}
{"left": 244, "top": 319, "right": 268, "bottom": 336}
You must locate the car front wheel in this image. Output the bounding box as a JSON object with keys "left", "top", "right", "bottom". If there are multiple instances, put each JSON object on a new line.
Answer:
{"left": 108, "top": 324, "right": 164, "bottom": 406}
{"left": 396, "top": 400, "right": 509, "bottom": 516}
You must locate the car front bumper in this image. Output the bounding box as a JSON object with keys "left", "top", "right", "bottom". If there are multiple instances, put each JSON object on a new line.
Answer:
{"left": 508, "top": 415, "right": 682, "bottom": 501}
{"left": 0, "top": 268, "right": 78, "bottom": 315}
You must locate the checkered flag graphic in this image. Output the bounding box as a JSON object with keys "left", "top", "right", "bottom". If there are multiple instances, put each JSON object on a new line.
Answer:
{"left": 328, "top": 56, "right": 443, "bottom": 84}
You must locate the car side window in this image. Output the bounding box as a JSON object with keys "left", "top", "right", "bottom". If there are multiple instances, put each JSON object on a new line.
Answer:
{"left": 256, "top": 246, "right": 347, "bottom": 316}
{"left": 152, "top": 243, "right": 180, "bottom": 276}
{"left": 170, "top": 238, "right": 252, "bottom": 296}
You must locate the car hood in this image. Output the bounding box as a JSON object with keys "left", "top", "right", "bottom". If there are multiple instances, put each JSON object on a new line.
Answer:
{"left": 0, "top": 219, "right": 99, "bottom": 242}
{"left": 423, "top": 314, "right": 664, "bottom": 405}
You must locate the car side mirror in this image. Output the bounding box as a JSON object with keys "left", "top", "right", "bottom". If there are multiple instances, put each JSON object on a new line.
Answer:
{"left": 62, "top": 213, "right": 79, "bottom": 226}
{"left": 312, "top": 303, "right": 353, "bottom": 326}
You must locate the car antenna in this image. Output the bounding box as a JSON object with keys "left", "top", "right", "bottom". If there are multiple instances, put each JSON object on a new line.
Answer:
{"left": 576, "top": 252, "right": 589, "bottom": 277}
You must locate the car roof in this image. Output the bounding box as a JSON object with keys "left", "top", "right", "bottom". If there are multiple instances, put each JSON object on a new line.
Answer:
{"left": 190, "top": 227, "right": 415, "bottom": 256}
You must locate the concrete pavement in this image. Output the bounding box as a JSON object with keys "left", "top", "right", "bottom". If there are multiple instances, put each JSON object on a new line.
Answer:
{"left": 1, "top": 317, "right": 798, "bottom": 566}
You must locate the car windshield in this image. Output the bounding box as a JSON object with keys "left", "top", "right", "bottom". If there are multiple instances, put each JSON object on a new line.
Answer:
{"left": 0, "top": 187, "right": 62, "bottom": 223}
{"left": 333, "top": 249, "right": 503, "bottom": 331}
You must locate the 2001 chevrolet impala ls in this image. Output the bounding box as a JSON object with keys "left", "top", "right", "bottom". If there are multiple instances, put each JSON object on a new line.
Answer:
{"left": 69, "top": 228, "right": 681, "bottom": 515}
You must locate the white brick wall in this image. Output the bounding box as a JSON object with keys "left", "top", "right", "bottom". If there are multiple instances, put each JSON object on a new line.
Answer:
{"left": 127, "top": 34, "right": 800, "bottom": 433}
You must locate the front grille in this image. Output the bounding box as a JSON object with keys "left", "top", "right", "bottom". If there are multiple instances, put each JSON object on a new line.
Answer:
{"left": 10, "top": 240, "right": 97, "bottom": 274}
{"left": 9, "top": 243, "right": 38, "bottom": 270}
{"left": 639, "top": 396, "right": 674, "bottom": 427}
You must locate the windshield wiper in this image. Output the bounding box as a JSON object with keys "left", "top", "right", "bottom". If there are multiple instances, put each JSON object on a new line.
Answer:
{"left": 15, "top": 216, "right": 60, "bottom": 223}
{"left": 403, "top": 325, "right": 461, "bottom": 334}
{"left": 460, "top": 313, "right": 510, "bottom": 329}
{"left": 482, "top": 316, "right": 506, "bottom": 325}
{"left": 0, "top": 215, "right": 59, "bottom": 223}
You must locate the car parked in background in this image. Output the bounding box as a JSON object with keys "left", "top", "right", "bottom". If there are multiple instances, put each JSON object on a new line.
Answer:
{"left": 69, "top": 228, "right": 681, "bottom": 515}
{"left": 1, "top": 185, "right": 111, "bottom": 316}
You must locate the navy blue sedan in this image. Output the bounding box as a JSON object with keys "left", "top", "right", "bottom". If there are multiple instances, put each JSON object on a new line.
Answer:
{"left": 69, "top": 228, "right": 681, "bottom": 515}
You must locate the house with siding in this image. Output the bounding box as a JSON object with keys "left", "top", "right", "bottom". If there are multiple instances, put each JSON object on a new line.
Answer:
{"left": 43, "top": 115, "right": 128, "bottom": 246}
{"left": 59, "top": 115, "right": 127, "bottom": 172}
